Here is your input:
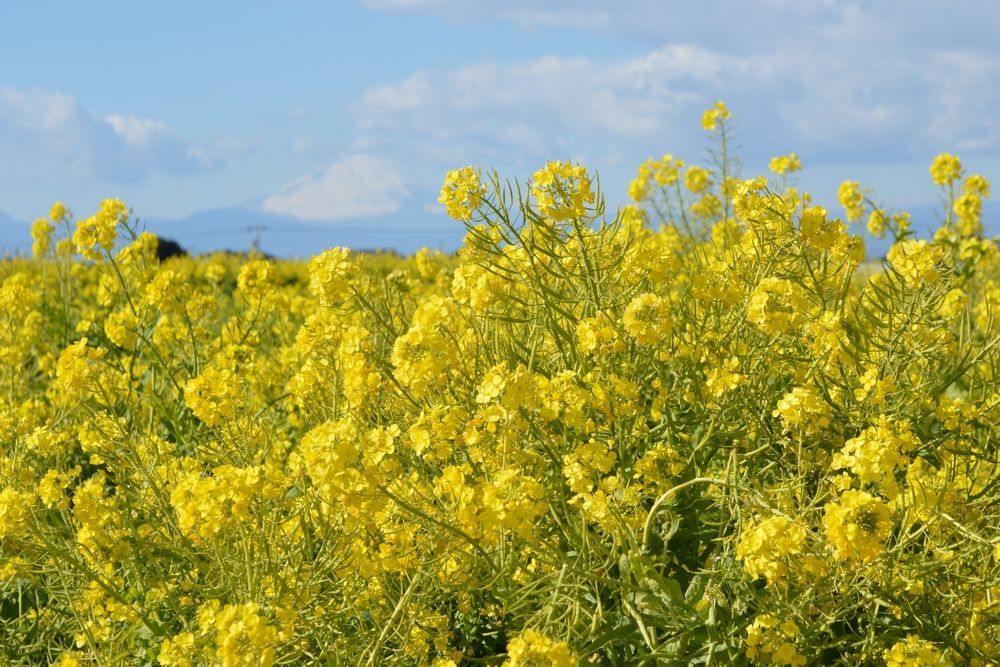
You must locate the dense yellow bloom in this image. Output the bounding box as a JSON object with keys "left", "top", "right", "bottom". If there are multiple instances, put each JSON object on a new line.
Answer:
{"left": 49, "top": 201, "right": 69, "bottom": 222}
{"left": 206, "top": 602, "right": 279, "bottom": 667}
{"left": 184, "top": 368, "right": 240, "bottom": 426}
{"left": 563, "top": 439, "right": 615, "bottom": 494}
{"left": 833, "top": 417, "right": 918, "bottom": 487}
{"left": 54, "top": 338, "right": 108, "bottom": 403}
{"left": 705, "top": 357, "right": 744, "bottom": 398}
{"left": 503, "top": 629, "right": 574, "bottom": 667}
{"left": 930, "top": 153, "right": 962, "bottom": 186}
{"left": 799, "top": 206, "right": 846, "bottom": 250}
{"left": 963, "top": 173, "right": 990, "bottom": 197}
{"left": 171, "top": 464, "right": 266, "bottom": 543}
{"left": 737, "top": 516, "right": 808, "bottom": 585}
{"left": 531, "top": 160, "right": 594, "bottom": 221}
{"left": 628, "top": 154, "right": 685, "bottom": 201}
{"left": 2, "top": 103, "right": 999, "bottom": 665}
{"left": 772, "top": 385, "right": 831, "bottom": 434}
{"left": 0, "top": 487, "right": 35, "bottom": 538}
{"left": 623, "top": 292, "right": 672, "bottom": 345}
{"left": 886, "top": 240, "right": 944, "bottom": 289}
{"left": 298, "top": 419, "right": 360, "bottom": 501}
{"left": 953, "top": 193, "right": 982, "bottom": 237}
{"left": 391, "top": 295, "right": 460, "bottom": 396}
{"left": 105, "top": 307, "right": 140, "bottom": 350}
{"left": 37, "top": 467, "right": 79, "bottom": 510}
{"left": 824, "top": 489, "right": 892, "bottom": 562}
{"left": 308, "top": 247, "right": 354, "bottom": 307}
{"left": 237, "top": 259, "right": 275, "bottom": 299}
{"left": 439, "top": 165, "right": 486, "bottom": 221}
{"left": 867, "top": 208, "right": 888, "bottom": 238}
{"left": 883, "top": 635, "right": 951, "bottom": 666}
{"left": 747, "top": 278, "right": 809, "bottom": 335}
{"left": 157, "top": 633, "right": 195, "bottom": 666}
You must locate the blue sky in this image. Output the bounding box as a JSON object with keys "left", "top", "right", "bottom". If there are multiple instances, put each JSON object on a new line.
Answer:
{"left": 1, "top": 1, "right": 999, "bottom": 254}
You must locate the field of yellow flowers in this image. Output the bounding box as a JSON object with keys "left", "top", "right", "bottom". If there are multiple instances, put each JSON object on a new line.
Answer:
{"left": 1, "top": 103, "right": 998, "bottom": 665}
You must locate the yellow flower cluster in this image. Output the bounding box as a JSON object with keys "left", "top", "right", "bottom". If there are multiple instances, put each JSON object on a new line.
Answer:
{"left": 503, "top": 629, "right": 574, "bottom": 667}
{"left": 439, "top": 165, "right": 486, "bottom": 221}
{"left": 628, "top": 153, "right": 684, "bottom": 202}
{"left": 744, "top": 614, "right": 806, "bottom": 666}
{"left": 72, "top": 198, "right": 127, "bottom": 261}
{"left": 930, "top": 153, "right": 962, "bottom": 186}
{"left": 531, "top": 160, "right": 595, "bottom": 221}
{"left": 184, "top": 367, "right": 241, "bottom": 426}
{"left": 308, "top": 246, "right": 355, "bottom": 306}
{"left": 768, "top": 153, "right": 801, "bottom": 175}
{"left": 833, "top": 417, "right": 918, "bottom": 489}
{"left": 824, "top": 489, "right": 892, "bottom": 562}
{"left": 887, "top": 239, "right": 944, "bottom": 289}
{"left": 747, "top": 277, "right": 810, "bottom": 335}
{"left": 737, "top": 515, "right": 808, "bottom": 585}
{"left": 837, "top": 180, "right": 864, "bottom": 222}
{"left": 883, "top": 635, "right": 951, "bottom": 666}
{"left": 701, "top": 100, "right": 731, "bottom": 131}
{"left": 622, "top": 292, "right": 672, "bottom": 345}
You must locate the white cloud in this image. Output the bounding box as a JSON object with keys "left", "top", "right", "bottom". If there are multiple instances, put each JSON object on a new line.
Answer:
{"left": 104, "top": 114, "right": 174, "bottom": 146}
{"left": 262, "top": 153, "right": 408, "bottom": 221}
{"left": 353, "top": 46, "right": 721, "bottom": 169}
{"left": 352, "top": 32, "right": 1000, "bottom": 175}
{"left": 0, "top": 86, "right": 216, "bottom": 182}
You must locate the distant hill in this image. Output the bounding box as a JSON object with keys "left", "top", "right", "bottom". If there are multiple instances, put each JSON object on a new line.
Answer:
{"left": 140, "top": 203, "right": 465, "bottom": 258}
{"left": 0, "top": 211, "right": 29, "bottom": 255}
{"left": 2, "top": 199, "right": 998, "bottom": 259}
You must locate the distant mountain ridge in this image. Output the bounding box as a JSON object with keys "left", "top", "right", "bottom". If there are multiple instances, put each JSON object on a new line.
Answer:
{"left": 0, "top": 197, "right": 467, "bottom": 258}
{"left": 0, "top": 211, "right": 29, "bottom": 255}
{"left": 2, "top": 200, "right": 998, "bottom": 259}
{"left": 140, "top": 203, "right": 465, "bottom": 258}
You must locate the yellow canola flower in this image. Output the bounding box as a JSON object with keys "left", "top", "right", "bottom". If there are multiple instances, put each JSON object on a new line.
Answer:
{"left": 768, "top": 153, "right": 801, "bottom": 175}
{"left": 747, "top": 277, "right": 809, "bottom": 335}
{"left": 623, "top": 292, "right": 672, "bottom": 345}
{"left": 531, "top": 160, "right": 594, "bottom": 221}
{"left": 503, "top": 629, "right": 574, "bottom": 667}
{"left": 745, "top": 614, "right": 807, "bottom": 666}
{"left": 439, "top": 165, "right": 486, "bottom": 221}
{"left": 800, "top": 206, "right": 846, "bottom": 250}
{"left": 208, "top": 602, "right": 279, "bottom": 667}
{"left": 184, "top": 367, "right": 240, "bottom": 426}
{"left": 930, "top": 153, "right": 962, "bottom": 186}
{"left": 837, "top": 180, "right": 864, "bottom": 222}
{"left": 0, "top": 487, "right": 35, "bottom": 538}
{"left": 883, "top": 635, "right": 951, "bottom": 666}
{"left": 737, "top": 515, "right": 808, "bottom": 585}
{"left": 309, "top": 247, "right": 355, "bottom": 307}
{"left": 824, "top": 489, "right": 892, "bottom": 562}
{"left": 886, "top": 239, "right": 944, "bottom": 289}
{"left": 31, "top": 217, "right": 54, "bottom": 258}
{"left": 73, "top": 198, "right": 126, "bottom": 261}
{"left": 684, "top": 165, "right": 712, "bottom": 193}
{"left": 701, "top": 100, "right": 731, "bottom": 131}
{"left": 833, "top": 417, "right": 918, "bottom": 487}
